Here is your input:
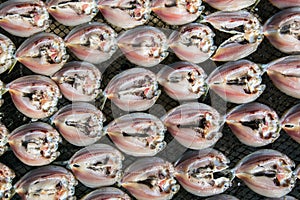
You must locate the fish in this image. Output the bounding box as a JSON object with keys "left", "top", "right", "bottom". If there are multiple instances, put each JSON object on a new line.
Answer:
{"left": 280, "top": 103, "right": 300, "bottom": 144}
{"left": 16, "top": 32, "right": 69, "bottom": 76}
{"left": 0, "top": 123, "right": 9, "bottom": 156}
{"left": 121, "top": 157, "right": 180, "bottom": 200}
{"left": 204, "top": 10, "right": 263, "bottom": 61}
{"left": 268, "top": 0, "right": 300, "bottom": 9}
{"left": 68, "top": 144, "right": 124, "bottom": 188}
{"left": 203, "top": 0, "right": 256, "bottom": 11}
{"left": 46, "top": 0, "right": 98, "bottom": 26}
{"left": 98, "top": 0, "right": 151, "bottom": 28}
{"left": 117, "top": 26, "right": 168, "bottom": 67}
{"left": 51, "top": 61, "right": 102, "bottom": 102}
{"left": 106, "top": 112, "right": 166, "bottom": 156}
{"left": 263, "top": 7, "right": 300, "bottom": 53}
{"left": 266, "top": 55, "right": 300, "bottom": 99}
{"left": 51, "top": 102, "right": 105, "bottom": 146}
{"left": 168, "top": 23, "right": 216, "bottom": 63}
{"left": 151, "top": 0, "right": 204, "bottom": 25}
{"left": 157, "top": 61, "right": 208, "bottom": 101}
{"left": 0, "top": 0, "right": 50, "bottom": 37}
{"left": 81, "top": 187, "right": 131, "bottom": 200}
{"left": 207, "top": 60, "right": 265, "bottom": 104}
{"left": 0, "top": 163, "right": 15, "bottom": 200}
{"left": 226, "top": 102, "right": 280, "bottom": 147}
{"left": 104, "top": 68, "right": 160, "bottom": 111}
{"left": 233, "top": 149, "right": 296, "bottom": 198}
{"left": 161, "top": 102, "right": 223, "bottom": 149}
{"left": 64, "top": 22, "right": 117, "bottom": 64}
{"left": 15, "top": 165, "right": 77, "bottom": 200}
{"left": 8, "top": 122, "right": 61, "bottom": 166}
{"left": 174, "top": 148, "right": 232, "bottom": 196}
{"left": 0, "top": 33, "right": 16, "bottom": 74}
{"left": 7, "top": 75, "right": 61, "bottom": 119}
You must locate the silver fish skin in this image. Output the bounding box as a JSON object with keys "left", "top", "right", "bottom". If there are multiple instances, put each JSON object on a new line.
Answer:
{"left": 269, "top": 0, "right": 300, "bottom": 9}
{"left": 52, "top": 61, "right": 102, "bottom": 102}
{"left": 161, "top": 102, "right": 223, "bottom": 149}
{"left": 98, "top": 0, "right": 151, "bottom": 29}
{"left": 0, "top": 33, "right": 15, "bottom": 74}
{"left": 106, "top": 113, "right": 166, "bottom": 156}
{"left": 151, "top": 0, "right": 204, "bottom": 25}
{"left": 168, "top": 23, "right": 216, "bottom": 63}
{"left": 46, "top": 0, "right": 98, "bottom": 26}
{"left": 263, "top": 7, "right": 300, "bottom": 53}
{"left": 15, "top": 165, "right": 77, "bottom": 200}
{"left": 68, "top": 144, "right": 124, "bottom": 188}
{"left": 0, "top": 163, "right": 15, "bottom": 200}
{"left": 233, "top": 149, "right": 296, "bottom": 198}
{"left": 0, "top": 0, "right": 50, "bottom": 37}
{"left": 266, "top": 55, "right": 300, "bottom": 99}
{"left": 203, "top": 0, "right": 256, "bottom": 11}
{"left": 81, "top": 187, "right": 131, "bottom": 200}
{"left": 174, "top": 148, "right": 232, "bottom": 197}
{"left": 16, "top": 32, "right": 69, "bottom": 76}
{"left": 117, "top": 26, "right": 168, "bottom": 67}
{"left": 8, "top": 122, "right": 61, "bottom": 166}
{"left": 7, "top": 75, "right": 61, "bottom": 119}
{"left": 157, "top": 61, "right": 208, "bottom": 101}
{"left": 121, "top": 157, "right": 180, "bottom": 200}
{"left": 205, "top": 194, "right": 240, "bottom": 200}
{"left": 280, "top": 103, "right": 300, "bottom": 144}
{"left": 0, "top": 123, "right": 9, "bottom": 156}
{"left": 51, "top": 102, "right": 105, "bottom": 146}
{"left": 104, "top": 68, "right": 161, "bottom": 111}
{"left": 226, "top": 102, "right": 280, "bottom": 147}
{"left": 64, "top": 22, "right": 117, "bottom": 64}
{"left": 204, "top": 10, "right": 263, "bottom": 61}
{"left": 207, "top": 60, "right": 265, "bottom": 104}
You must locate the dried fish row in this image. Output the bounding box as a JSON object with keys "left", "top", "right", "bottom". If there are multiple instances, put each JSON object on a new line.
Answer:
{"left": 4, "top": 148, "right": 299, "bottom": 199}
{"left": 4, "top": 8, "right": 296, "bottom": 73}
{"left": 8, "top": 0, "right": 300, "bottom": 67}
{"left": 173, "top": 148, "right": 300, "bottom": 198}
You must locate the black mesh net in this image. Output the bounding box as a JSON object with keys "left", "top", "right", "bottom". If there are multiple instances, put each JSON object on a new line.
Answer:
{"left": 0, "top": 0, "right": 299, "bottom": 199}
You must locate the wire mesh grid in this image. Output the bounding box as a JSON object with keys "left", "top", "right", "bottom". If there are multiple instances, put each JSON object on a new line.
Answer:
{"left": 0, "top": 0, "right": 299, "bottom": 199}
